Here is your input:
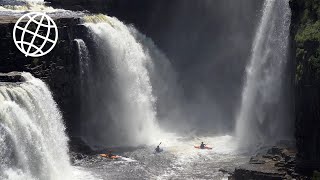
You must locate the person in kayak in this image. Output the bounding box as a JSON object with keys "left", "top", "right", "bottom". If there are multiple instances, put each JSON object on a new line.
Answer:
{"left": 200, "top": 142, "right": 206, "bottom": 149}
{"left": 155, "top": 142, "right": 162, "bottom": 153}
{"left": 107, "top": 151, "right": 115, "bottom": 158}
{"left": 155, "top": 146, "right": 160, "bottom": 152}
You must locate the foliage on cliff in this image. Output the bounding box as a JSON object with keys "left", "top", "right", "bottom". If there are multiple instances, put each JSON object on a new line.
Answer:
{"left": 291, "top": 0, "right": 320, "bottom": 85}
{"left": 290, "top": 0, "right": 320, "bottom": 175}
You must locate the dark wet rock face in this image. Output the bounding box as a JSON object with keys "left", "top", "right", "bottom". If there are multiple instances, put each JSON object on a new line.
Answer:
{"left": 0, "top": 17, "right": 84, "bottom": 135}
{"left": 69, "top": 137, "right": 93, "bottom": 155}
{"left": 290, "top": 0, "right": 320, "bottom": 175}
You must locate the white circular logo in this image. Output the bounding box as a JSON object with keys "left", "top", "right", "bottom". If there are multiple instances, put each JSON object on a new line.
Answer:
{"left": 13, "top": 12, "right": 58, "bottom": 57}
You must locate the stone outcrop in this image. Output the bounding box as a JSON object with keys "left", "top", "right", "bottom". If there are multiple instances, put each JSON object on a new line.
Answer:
{"left": 0, "top": 72, "right": 23, "bottom": 82}
{"left": 289, "top": 0, "right": 320, "bottom": 175}
{"left": 233, "top": 146, "right": 308, "bottom": 180}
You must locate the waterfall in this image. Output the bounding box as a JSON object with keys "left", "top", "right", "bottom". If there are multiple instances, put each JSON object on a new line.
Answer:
{"left": 75, "top": 38, "right": 90, "bottom": 102}
{"left": 78, "top": 15, "right": 165, "bottom": 147}
{"left": 235, "top": 0, "right": 291, "bottom": 148}
{"left": 74, "top": 39, "right": 94, "bottom": 138}
{"left": 75, "top": 39, "right": 90, "bottom": 82}
{"left": 129, "top": 28, "right": 183, "bottom": 133}
{"left": 0, "top": 72, "right": 73, "bottom": 179}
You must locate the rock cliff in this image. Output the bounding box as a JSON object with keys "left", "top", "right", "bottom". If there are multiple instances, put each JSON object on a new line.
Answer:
{"left": 0, "top": 16, "right": 84, "bottom": 135}
{"left": 290, "top": 0, "right": 320, "bottom": 175}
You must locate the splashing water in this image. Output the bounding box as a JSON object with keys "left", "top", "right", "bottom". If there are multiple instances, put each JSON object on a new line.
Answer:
{"left": 0, "top": 72, "right": 71, "bottom": 179}
{"left": 235, "top": 0, "right": 291, "bottom": 149}
{"left": 78, "top": 15, "right": 165, "bottom": 147}
{"left": 0, "top": 72, "right": 94, "bottom": 180}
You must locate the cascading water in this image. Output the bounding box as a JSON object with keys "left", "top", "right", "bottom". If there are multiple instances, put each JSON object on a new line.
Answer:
{"left": 129, "top": 28, "right": 184, "bottom": 133}
{"left": 74, "top": 39, "right": 95, "bottom": 138}
{"left": 75, "top": 39, "right": 91, "bottom": 107}
{"left": 78, "top": 15, "right": 166, "bottom": 147}
{"left": 0, "top": 72, "right": 73, "bottom": 179}
{"left": 75, "top": 39, "right": 90, "bottom": 83}
{"left": 235, "top": 0, "right": 292, "bottom": 148}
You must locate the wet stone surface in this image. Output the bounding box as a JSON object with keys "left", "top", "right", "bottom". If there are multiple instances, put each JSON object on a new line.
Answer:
{"left": 232, "top": 146, "right": 309, "bottom": 180}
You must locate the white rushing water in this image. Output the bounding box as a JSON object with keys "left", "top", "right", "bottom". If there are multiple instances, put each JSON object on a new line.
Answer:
{"left": 0, "top": 73, "right": 94, "bottom": 180}
{"left": 0, "top": 73, "right": 72, "bottom": 179}
{"left": 235, "top": 0, "right": 291, "bottom": 149}
{"left": 78, "top": 15, "right": 164, "bottom": 147}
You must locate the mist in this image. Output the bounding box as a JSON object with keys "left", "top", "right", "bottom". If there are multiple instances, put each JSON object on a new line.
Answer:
{"left": 106, "top": 0, "right": 264, "bottom": 134}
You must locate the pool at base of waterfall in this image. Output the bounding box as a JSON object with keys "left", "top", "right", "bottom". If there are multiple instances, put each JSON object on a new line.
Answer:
{"left": 71, "top": 135, "right": 250, "bottom": 180}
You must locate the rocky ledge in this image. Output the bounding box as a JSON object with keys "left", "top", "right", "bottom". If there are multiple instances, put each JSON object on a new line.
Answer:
{"left": 0, "top": 72, "right": 24, "bottom": 82}
{"left": 0, "top": 12, "right": 88, "bottom": 135}
{"left": 230, "top": 146, "right": 314, "bottom": 180}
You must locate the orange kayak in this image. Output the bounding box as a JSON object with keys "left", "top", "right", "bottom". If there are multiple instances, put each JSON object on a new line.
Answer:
{"left": 100, "top": 154, "right": 121, "bottom": 159}
{"left": 194, "top": 146, "right": 213, "bottom": 150}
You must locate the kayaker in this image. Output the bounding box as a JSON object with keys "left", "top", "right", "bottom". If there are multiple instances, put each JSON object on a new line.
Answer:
{"left": 107, "top": 151, "right": 114, "bottom": 158}
{"left": 155, "top": 145, "right": 161, "bottom": 152}
{"left": 200, "top": 142, "right": 206, "bottom": 149}
{"left": 155, "top": 142, "right": 162, "bottom": 153}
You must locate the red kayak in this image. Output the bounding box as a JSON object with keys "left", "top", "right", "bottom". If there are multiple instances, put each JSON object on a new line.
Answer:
{"left": 194, "top": 146, "right": 213, "bottom": 150}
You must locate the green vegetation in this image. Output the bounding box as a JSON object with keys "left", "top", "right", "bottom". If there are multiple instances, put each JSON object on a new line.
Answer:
{"left": 296, "top": 21, "right": 320, "bottom": 45}
{"left": 293, "top": 0, "right": 320, "bottom": 85}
